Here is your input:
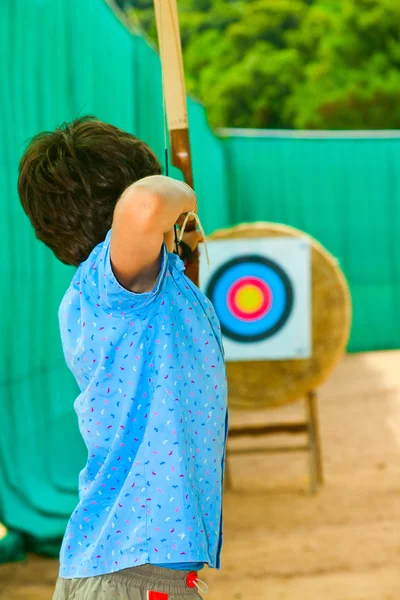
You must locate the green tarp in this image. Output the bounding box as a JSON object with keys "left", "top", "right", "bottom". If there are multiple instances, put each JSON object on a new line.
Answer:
{"left": 223, "top": 131, "right": 400, "bottom": 353}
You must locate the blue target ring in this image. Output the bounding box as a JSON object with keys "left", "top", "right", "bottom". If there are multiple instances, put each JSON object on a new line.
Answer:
{"left": 206, "top": 255, "right": 294, "bottom": 342}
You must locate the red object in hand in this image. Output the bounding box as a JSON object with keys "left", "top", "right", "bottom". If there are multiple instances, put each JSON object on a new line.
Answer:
{"left": 147, "top": 592, "right": 169, "bottom": 600}
{"left": 186, "top": 571, "right": 198, "bottom": 589}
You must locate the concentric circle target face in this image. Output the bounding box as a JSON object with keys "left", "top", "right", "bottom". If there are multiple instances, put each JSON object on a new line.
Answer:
{"left": 206, "top": 255, "right": 294, "bottom": 342}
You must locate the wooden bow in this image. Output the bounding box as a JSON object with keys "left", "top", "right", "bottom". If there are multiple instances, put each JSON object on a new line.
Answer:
{"left": 154, "top": 0, "right": 199, "bottom": 286}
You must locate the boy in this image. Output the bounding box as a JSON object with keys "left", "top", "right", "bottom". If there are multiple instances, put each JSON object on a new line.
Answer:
{"left": 18, "top": 117, "right": 227, "bottom": 600}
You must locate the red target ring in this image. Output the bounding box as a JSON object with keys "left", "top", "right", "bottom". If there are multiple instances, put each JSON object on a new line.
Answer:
{"left": 227, "top": 276, "right": 272, "bottom": 322}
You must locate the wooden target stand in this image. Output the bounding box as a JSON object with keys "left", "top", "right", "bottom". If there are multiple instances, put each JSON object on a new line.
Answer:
{"left": 225, "top": 391, "right": 324, "bottom": 494}
{"left": 208, "top": 223, "right": 352, "bottom": 494}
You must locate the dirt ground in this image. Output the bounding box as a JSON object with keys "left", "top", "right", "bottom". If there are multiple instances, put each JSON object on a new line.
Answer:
{"left": 1, "top": 351, "right": 400, "bottom": 599}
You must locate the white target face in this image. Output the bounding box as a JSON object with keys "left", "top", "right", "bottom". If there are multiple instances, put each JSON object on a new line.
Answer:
{"left": 199, "top": 237, "right": 312, "bottom": 362}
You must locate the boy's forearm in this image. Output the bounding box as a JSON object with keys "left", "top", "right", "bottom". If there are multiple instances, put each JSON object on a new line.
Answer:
{"left": 110, "top": 176, "right": 196, "bottom": 292}
{"left": 123, "top": 175, "right": 196, "bottom": 235}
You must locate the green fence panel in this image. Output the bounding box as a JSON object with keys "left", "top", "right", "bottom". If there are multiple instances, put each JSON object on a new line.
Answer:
{"left": 223, "top": 133, "right": 400, "bottom": 352}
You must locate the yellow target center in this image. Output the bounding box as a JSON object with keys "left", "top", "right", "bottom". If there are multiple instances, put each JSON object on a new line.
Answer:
{"left": 235, "top": 285, "right": 264, "bottom": 313}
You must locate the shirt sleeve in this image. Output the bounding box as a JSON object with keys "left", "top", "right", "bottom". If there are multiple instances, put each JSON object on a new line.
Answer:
{"left": 82, "top": 230, "right": 168, "bottom": 315}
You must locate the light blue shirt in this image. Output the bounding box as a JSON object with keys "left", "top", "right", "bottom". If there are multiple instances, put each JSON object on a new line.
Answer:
{"left": 58, "top": 231, "right": 228, "bottom": 578}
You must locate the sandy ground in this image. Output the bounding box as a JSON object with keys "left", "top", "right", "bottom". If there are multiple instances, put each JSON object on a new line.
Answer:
{"left": 1, "top": 351, "right": 400, "bottom": 599}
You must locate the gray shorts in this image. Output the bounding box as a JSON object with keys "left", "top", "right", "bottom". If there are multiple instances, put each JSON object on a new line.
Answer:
{"left": 53, "top": 564, "right": 203, "bottom": 600}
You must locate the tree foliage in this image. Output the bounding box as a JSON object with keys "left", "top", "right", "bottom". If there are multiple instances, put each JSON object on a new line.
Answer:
{"left": 126, "top": 0, "right": 400, "bottom": 129}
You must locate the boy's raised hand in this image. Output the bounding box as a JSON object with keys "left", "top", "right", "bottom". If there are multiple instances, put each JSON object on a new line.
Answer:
{"left": 180, "top": 229, "right": 204, "bottom": 252}
{"left": 163, "top": 227, "right": 203, "bottom": 256}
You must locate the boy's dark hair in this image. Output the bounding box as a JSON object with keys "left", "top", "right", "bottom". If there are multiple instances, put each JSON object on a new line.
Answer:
{"left": 18, "top": 116, "right": 162, "bottom": 266}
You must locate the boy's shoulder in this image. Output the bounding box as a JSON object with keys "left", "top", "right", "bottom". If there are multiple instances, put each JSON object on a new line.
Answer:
{"left": 80, "top": 229, "right": 111, "bottom": 282}
{"left": 59, "top": 231, "right": 110, "bottom": 316}
{"left": 60, "top": 231, "right": 175, "bottom": 319}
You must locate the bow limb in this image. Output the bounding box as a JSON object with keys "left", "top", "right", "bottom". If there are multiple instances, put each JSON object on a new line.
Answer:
{"left": 154, "top": 0, "right": 199, "bottom": 285}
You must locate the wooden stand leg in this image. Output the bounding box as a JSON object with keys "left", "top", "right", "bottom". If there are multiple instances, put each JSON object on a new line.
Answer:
{"left": 224, "top": 451, "right": 232, "bottom": 490}
{"left": 226, "top": 394, "right": 324, "bottom": 494}
{"left": 306, "top": 391, "right": 324, "bottom": 494}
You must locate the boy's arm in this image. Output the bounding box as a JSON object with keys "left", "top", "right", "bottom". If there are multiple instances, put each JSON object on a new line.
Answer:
{"left": 110, "top": 175, "right": 196, "bottom": 293}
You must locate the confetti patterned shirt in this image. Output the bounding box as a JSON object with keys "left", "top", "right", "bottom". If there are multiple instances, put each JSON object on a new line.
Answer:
{"left": 58, "top": 231, "right": 228, "bottom": 578}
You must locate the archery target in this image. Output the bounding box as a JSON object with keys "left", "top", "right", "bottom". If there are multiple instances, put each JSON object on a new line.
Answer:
{"left": 199, "top": 237, "right": 311, "bottom": 361}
